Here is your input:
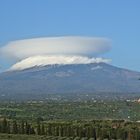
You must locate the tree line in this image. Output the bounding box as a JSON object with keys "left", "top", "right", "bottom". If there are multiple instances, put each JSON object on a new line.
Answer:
{"left": 0, "top": 118, "right": 140, "bottom": 140}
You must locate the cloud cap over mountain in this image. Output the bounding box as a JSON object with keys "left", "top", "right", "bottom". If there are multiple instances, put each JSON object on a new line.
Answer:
{"left": 9, "top": 55, "right": 111, "bottom": 71}
{"left": 0, "top": 36, "right": 111, "bottom": 60}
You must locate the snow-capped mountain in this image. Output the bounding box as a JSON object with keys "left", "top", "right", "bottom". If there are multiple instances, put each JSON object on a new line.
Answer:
{"left": 9, "top": 55, "right": 111, "bottom": 71}
{"left": 0, "top": 62, "right": 140, "bottom": 100}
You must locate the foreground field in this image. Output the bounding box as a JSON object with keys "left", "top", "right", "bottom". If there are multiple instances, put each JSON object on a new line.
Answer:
{"left": 0, "top": 134, "right": 76, "bottom": 140}
{"left": 0, "top": 134, "right": 110, "bottom": 140}
{"left": 0, "top": 134, "right": 42, "bottom": 140}
{"left": 0, "top": 100, "right": 140, "bottom": 139}
{"left": 0, "top": 134, "right": 86, "bottom": 140}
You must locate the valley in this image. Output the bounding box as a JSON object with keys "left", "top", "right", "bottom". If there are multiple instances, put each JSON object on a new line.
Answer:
{"left": 0, "top": 100, "right": 140, "bottom": 121}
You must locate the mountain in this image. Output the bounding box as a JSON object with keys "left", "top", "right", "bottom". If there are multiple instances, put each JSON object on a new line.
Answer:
{"left": 0, "top": 63, "right": 140, "bottom": 100}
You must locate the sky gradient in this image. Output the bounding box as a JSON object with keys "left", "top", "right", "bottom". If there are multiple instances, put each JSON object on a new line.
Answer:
{"left": 0, "top": 0, "right": 140, "bottom": 72}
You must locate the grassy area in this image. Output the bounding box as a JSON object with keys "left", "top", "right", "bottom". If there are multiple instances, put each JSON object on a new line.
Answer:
{"left": 0, "top": 134, "right": 97, "bottom": 140}
{"left": 0, "top": 134, "right": 46, "bottom": 140}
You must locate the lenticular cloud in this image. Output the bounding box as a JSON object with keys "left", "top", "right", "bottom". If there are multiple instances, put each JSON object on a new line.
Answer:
{"left": 0, "top": 36, "right": 112, "bottom": 70}
{"left": 0, "top": 36, "right": 111, "bottom": 59}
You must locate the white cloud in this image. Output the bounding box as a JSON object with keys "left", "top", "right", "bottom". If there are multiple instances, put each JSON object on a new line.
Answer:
{"left": 9, "top": 55, "right": 111, "bottom": 71}
{"left": 0, "top": 36, "right": 112, "bottom": 70}
{"left": 0, "top": 36, "right": 111, "bottom": 60}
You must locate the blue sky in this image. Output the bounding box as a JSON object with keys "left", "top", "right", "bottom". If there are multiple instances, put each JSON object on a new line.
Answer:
{"left": 0, "top": 0, "right": 140, "bottom": 71}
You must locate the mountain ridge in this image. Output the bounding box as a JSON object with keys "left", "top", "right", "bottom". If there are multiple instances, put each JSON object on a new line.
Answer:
{"left": 0, "top": 63, "right": 140, "bottom": 100}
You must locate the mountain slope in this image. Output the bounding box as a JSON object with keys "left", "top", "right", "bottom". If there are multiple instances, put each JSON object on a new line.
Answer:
{"left": 0, "top": 63, "right": 140, "bottom": 100}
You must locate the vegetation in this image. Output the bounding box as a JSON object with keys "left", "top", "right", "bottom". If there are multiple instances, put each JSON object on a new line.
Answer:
{"left": 0, "top": 100, "right": 140, "bottom": 121}
{"left": 0, "top": 100, "right": 140, "bottom": 139}
{"left": 0, "top": 134, "right": 48, "bottom": 140}
{"left": 0, "top": 118, "right": 140, "bottom": 139}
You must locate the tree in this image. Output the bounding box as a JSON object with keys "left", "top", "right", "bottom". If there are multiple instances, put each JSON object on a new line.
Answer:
{"left": 37, "top": 121, "right": 41, "bottom": 135}
{"left": 30, "top": 127, "right": 36, "bottom": 135}
{"left": 12, "top": 120, "right": 18, "bottom": 134}
{"left": 25, "top": 122, "right": 31, "bottom": 135}
{"left": 7, "top": 121, "right": 11, "bottom": 134}
{"left": 21, "top": 121, "right": 25, "bottom": 134}
{"left": 41, "top": 123, "right": 45, "bottom": 135}
{"left": 2, "top": 118, "right": 8, "bottom": 133}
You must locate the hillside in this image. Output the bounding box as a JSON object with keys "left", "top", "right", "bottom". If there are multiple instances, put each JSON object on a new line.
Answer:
{"left": 0, "top": 63, "right": 140, "bottom": 100}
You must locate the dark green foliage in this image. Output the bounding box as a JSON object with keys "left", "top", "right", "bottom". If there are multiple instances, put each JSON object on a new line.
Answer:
{"left": 25, "top": 122, "right": 31, "bottom": 135}
{"left": 41, "top": 124, "right": 45, "bottom": 135}
{"left": 0, "top": 101, "right": 140, "bottom": 139}
{"left": 37, "top": 121, "right": 41, "bottom": 135}
{"left": 2, "top": 118, "right": 8, "bottom": 133}
{"left": 20, "top": 121, "right": 25, "bottom": 134}
{"left": 0, "top": 118, "right": 140, "bottom": 139}
{"left": 0, "top": 100, "right": 140, "bottom": 121}
{"left": 12, "top": 120, "right": 18, "bottom": 134}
